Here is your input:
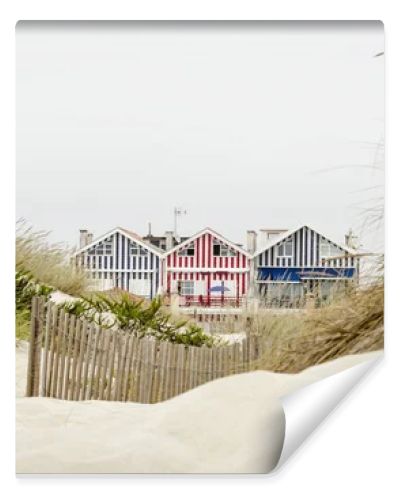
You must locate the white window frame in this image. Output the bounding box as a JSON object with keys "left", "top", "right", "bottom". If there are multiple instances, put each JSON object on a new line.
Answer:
{"left": 277, "top": 238, "right": 293, "bottom": 257}
{"left": 213, "top": 241, "right": 236, "bottom": 257}
{"left": 320, "top": 240, "right": 342, "bottom": 258}
{"left": 88, "top": 238, "right": 113, "bottom": 256}
{"left": 180, "top": 280, "right": 194, "bottom": 295}
{"left": 130, "top": 242, "right": 147, "bottom": 256}
{"left": 178, "top": 242, "right": 195, "bottom": 256}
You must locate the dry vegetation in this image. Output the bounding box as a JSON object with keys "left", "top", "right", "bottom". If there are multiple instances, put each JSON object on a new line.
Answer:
{"left": 251, "top": 278, "right": 384, "bottom": 373}
{"left": 16, "top": 220, "right": 87, "bottom": 296}
{"left": 16, "top": 221, "right": 87, "bottom": 341}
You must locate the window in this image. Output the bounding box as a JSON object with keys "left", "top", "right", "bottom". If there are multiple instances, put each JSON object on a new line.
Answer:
{"left": 88, "top": 237, "right": 113, "bottom": 255}
{"left": 277, "top": 238, "right": 293, "bottom": 257}
{"left": 213, "top": 240, "right": 236, "bottom": 257}
{"left": 130, "top": 242, "right": 147, "bottom": 256}
{"left": 320, "top": 240, "right": 342, "bottom": 258}
{"left": 178, "top": 281, "right": 194, "bottom": 295}
{"left": 178, "top": 242, "right": 195, "bottom": 256}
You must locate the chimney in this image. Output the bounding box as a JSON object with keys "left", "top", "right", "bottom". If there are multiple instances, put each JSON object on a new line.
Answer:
{"left": 246, "top": 230, "right": 257, "bottom": 254}
{"left": 79, "top": 229, "right": 89, "bottom": 248}
{"left": 87, "top": 233, "right": 93, "bottom": 244}
{"left": 147, "top": 221, "right": 152, "bottom": 237}
{"left": 165, "top": 230, "right": 174, "bottom": 250}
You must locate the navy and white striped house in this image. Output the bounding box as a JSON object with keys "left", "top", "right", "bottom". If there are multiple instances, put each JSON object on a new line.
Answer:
{"left": 250, "top": 225, "right": 359, "bottom": 307}
{"left": 75, "top": 227, "right": 164, "bottom": 299}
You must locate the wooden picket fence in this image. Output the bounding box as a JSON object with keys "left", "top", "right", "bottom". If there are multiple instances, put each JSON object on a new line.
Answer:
{"left": 26, "top": 297, "right": 263, "bottom": 403}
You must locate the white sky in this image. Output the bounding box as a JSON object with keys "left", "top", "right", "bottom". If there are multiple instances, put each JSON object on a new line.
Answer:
{"left": 16, "top": 21, "right": 384, "bottom": 251}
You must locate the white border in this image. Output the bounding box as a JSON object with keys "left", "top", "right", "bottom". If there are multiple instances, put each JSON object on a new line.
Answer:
{"left": 1, "top": 2, "right": 398, "bottom": 499}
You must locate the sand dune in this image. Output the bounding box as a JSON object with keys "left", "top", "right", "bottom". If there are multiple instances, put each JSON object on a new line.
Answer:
{"left": 15, "top": 341, "right": 381, "bottom": 474}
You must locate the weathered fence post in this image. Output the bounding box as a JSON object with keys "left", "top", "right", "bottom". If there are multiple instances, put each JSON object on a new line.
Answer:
{"left": 40, "top": 301, "right": 53, "bottom": 396}
{"left": 245, "top": 315, "right": 252, "bottom": 340}
{"left": 26, "top": 296, "right": 44, "bottom": 397}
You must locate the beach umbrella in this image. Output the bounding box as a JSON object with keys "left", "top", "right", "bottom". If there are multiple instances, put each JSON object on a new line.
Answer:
{"left": 209, "top": 285, "right": 230, "bottom": 293}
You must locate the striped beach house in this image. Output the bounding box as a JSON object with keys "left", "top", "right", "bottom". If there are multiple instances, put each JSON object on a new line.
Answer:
{"left": 164, "top": 228, "right": 251, "bottom": 307}
{"left": 251, "top": 225, "right": 359, "bottom": 307}
{"left": 75, "top": 227, "right": 163, "bottom": 299}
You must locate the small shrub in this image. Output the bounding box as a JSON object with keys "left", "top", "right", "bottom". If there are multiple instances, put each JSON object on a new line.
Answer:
{"left": 16, "top": 308, "right": 31, "bottom": 341}
{"left": 60, "top": 292, "right": 218, "bottom": 347}
{"left": 16, "top": 270, "right": 53, "bottom": 313}
{"left": 15, "top": 269, "right": 53, "bottom": 342}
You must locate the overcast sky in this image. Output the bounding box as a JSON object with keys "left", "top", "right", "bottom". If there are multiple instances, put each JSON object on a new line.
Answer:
{"left": 16, "top": 21, "right": 384, "bottom": 251}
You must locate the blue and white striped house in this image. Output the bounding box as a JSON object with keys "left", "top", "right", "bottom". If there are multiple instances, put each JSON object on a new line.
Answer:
{"left": 251, "top": 225, "right": 359, "bottom": 307}
{"left": 75, "top": 227, "right": 164, "bottom": 299}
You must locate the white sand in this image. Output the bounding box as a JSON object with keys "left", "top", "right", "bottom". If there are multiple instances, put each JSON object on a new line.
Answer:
{"left": 15, "top": 342, "right": 381, "bottom": 474}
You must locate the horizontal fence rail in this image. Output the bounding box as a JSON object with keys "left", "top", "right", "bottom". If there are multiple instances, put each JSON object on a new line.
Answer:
{"left": 26, "top": 297, "right": 262, "bottom": 403}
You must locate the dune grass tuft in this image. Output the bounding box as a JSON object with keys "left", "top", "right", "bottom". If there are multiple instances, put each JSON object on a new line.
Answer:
{"left": 252, "top": 279, "right": 383, "bottom": 373}
{"left": 16, "top": 220, "right": 87, "bottom": 296}
{"left": 15, "top": 221, "right": 87, "bottom": 342}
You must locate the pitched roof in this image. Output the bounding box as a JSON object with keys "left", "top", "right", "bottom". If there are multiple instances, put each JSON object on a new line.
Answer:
{"left": 253, "top": 224, "right": 357, "bottom": 258}
{"left": 120, "top": 227, "right": 163, "bottom": 254}
{"left": 164, "top": 227, "right": 251, "bottom": 258}
{"left": 74, "top": 226, "right": 164, "bottom": 257}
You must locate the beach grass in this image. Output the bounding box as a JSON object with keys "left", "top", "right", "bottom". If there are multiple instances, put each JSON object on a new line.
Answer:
{"left": 16, "top": 220, "right": 87, "bottom": 296}
{"left": 251, "top": 278, "right": 384, "bottom": 373}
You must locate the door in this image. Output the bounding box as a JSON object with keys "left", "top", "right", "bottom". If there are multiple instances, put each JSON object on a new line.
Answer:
{"left": 129, "top": 279, "right": 151, "bottom": 297}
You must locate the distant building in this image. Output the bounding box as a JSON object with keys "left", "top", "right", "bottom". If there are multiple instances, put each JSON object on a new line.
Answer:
{"left": 163, "top": 227, "right": 251, "bottom": 307}
{"left": 252, "top": 224, "right": 359, "bottom": 307}
{"left": 75, "top": 227, "right": 163, "bottom": 299}
{"left": 142, "top": 230, "right": 189, "bottom": 251}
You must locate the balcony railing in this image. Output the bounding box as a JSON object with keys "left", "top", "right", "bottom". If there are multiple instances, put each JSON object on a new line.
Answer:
{"left": 166, "top": 294, "right": 243, "bottom": 308}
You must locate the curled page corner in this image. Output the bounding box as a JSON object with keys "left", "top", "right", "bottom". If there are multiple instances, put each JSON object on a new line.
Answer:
{"left": 275, "top": 353, "right": 383, "bottom": 470}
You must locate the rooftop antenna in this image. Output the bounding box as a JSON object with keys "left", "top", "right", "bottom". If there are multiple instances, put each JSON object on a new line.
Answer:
{"left": 174, "top": 207, "right": 187, "bottom": 239}
{"left": 345, "top": 228, "right": 359, "bottom": 250}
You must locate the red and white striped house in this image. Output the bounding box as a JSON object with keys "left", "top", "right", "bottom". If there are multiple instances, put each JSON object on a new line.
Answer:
{"left": 163, "top": 228, "right": 251, "bottom": 307}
